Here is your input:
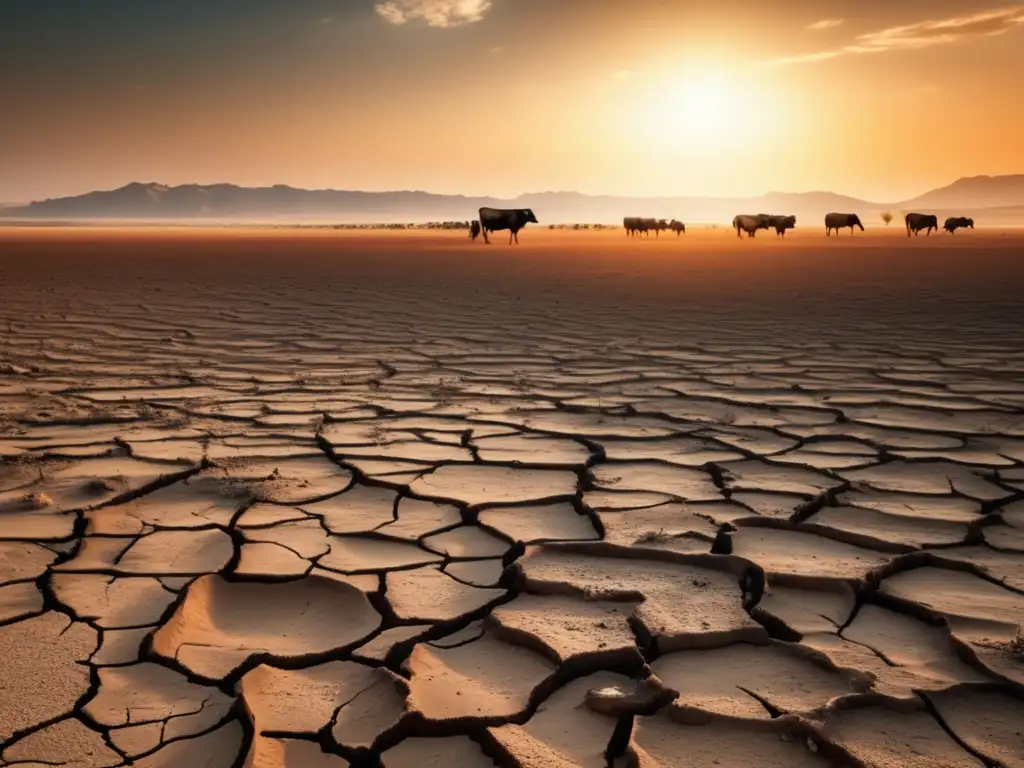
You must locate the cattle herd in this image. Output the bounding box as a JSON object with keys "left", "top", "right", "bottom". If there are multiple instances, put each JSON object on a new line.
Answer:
{"left": 623, "top": 217, "right": 687, "bottom": 237}
{"left": 469, "top": 207, "right": 976, "bottom": 244}
{"left": 724, "top": 212, "right": 972, "bottom": 239}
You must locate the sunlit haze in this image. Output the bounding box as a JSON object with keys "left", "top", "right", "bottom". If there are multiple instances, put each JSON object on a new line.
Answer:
{"left": 2, "top": 0, "right": 1023, "bottom": 203}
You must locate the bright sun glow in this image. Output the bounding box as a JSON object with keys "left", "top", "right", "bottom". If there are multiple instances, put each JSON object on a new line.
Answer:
{"left": 635, "top": 72, "right": 778, "bottom": 150}
{"left": 673, "top": 77, "right": 736, "bottom": 138}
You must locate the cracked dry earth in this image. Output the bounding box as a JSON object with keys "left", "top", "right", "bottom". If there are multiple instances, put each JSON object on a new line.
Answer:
{"left": 2, "top": 228, "right": 1024, "bottom": 768}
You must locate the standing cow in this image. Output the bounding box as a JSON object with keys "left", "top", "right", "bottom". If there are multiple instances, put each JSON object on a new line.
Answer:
{"left": 906, "top": 212, "right": 938, "bottom": 237}
{"left": 944, "top": 216, "right": 974, "bottom": 234}
{"left": 825, "top": 213, "right": 864, "bottom": 236}
{"left": 767, "top": 215, "right": 796, "bottom": 238}
{"left": 469, "top": 221, "right": 481, "bottom": 241}
{"left": 478, "top": 207, "right": 539, "bottom": 245}
{"left": 669, "top": 219, "right": 686, "bottom": 236}
{"left": 624, "top": 217, "right": 650, "bottom": 237}
{"left": 647, "top": 218, "right": 669, "bottom": 237}
{"left": 733, "top": 214, "right": 771, "bottom": 239}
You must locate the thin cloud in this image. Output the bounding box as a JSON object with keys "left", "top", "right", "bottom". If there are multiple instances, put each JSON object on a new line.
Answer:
{"left": 763, "top": 50, "right": 844, "bottom": 67}
{"left": 764, "top": 5, "right": 1024, "bottom": 66}
{"left": 807, "top": 19, "right": 844, "bottom": 31}
{"left": 851, "top": 6, "right": 1024, "bottom": 51}
{"left": 612, "top": 70, "right": 631, "bottom": 80}
{"left": 375, "top": 0, "right": 493, "bottom": 28}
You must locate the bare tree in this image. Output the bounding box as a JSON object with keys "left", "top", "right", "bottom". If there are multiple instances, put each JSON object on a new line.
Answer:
{"left": 881, "top": 212, "right": 894, "bottom": 226}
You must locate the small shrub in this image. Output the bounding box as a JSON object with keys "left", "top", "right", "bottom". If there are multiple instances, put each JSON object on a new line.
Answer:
{"left": 973, "top": 621, "right": 1024, "bottom": 659}
{"left": 368, "top": 423, "right": 390, "bottom": 445}
{"left": 430, "top": 376, "right": 462, "bottom": 406}
{"left": 1011, "top": 623, "right": 1024, "bottom": 658}
{"left": 85, "top": 478, "right": 116, "bottom": 495}
{"left": 19, "top": 492, "right": 53, "bottom": 510}
{"left": 635, "top": 528, "right": 671, "bottom": 544}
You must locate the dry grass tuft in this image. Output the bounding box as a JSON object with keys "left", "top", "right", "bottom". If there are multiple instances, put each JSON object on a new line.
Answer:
{"left": 85, "top": 478, "right": 117, "bottom": 494}
{"left": 431, "top": 376, "right": 462, "bottom": 406}
{"left": 1011, "top": 623, "right": 1024, "bottom": 659}
{"left": 635, "top": 528, "right": 671, "bottom": 544}
{"left": 974, "top": 622, "right": 1024, "bottom": 660}
{"left": 18, "top": 491, "right": 53, "bottom": 510}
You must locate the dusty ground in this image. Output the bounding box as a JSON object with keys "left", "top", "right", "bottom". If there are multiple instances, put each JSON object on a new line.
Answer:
{"left": 1, "top": 227, "right": 1023, "bottom": 767}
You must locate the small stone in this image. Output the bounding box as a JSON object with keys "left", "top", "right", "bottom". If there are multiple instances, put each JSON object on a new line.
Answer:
{"left": 585, "top": 677, "right": 678, "bottom": 717}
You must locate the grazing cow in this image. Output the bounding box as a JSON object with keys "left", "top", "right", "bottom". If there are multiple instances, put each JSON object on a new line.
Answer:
{"left": 767, "top": 215, "right": 796, "bottom": 238}
{"left": 905, "top": 212, "right": 938, "bottom": 237}
{"left": 944, "top": 216, "right": 974, "bottom": 234}
{"left": 647, "top": 218, "right": 669, "bottom": 237}
{"left": 733, "top": 214, "right": 770, "bottom": 239}
{"left": 469, "top": 220, "right": 481, "bottom": 241}
{"left": 626, "top": 218, "right": 670, "bottom": 237}
{"left": 669, "top": 219, "right": 686, "bottom": 236}
{"left": 624, "top": 216, "right": 650, "bottom": 237}
{"left": 825, "top": 213, "right": 864, "bottom": 236}
{"left": 479, "top": 207, "right": 539, "bottom": 245}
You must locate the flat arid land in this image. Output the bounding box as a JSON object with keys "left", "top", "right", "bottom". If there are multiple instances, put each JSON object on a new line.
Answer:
{"left": 2, "top": 227, "right": 1024, "bottom": 768}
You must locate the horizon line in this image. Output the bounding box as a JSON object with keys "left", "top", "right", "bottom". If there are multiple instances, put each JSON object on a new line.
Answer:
{"left": 11, "top": 173, "right": 1024, "bottom": 209}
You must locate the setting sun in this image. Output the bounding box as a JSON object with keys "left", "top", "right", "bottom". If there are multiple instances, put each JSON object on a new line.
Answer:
{"left": 651, "top": 76, "right": 739, "bottom": 142}
{"left": 634, "top": 70, "right": 781, "bottom": 152}
{"left": 676, "top": 77, "right": 736, "bottom": 138}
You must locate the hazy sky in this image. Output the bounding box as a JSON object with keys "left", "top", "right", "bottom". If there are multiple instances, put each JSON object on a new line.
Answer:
{"left": 2, "top": 0, "right": 1023, "bottom": 202}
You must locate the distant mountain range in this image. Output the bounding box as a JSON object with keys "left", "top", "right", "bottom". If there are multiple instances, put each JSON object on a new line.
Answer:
{"left": 3, "top": 175, "right": 1024, "bottom": 225}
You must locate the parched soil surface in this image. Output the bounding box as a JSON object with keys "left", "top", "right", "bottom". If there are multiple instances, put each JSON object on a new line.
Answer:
{"left": 1, "top": 227, "right": 1023, "bottom": 767}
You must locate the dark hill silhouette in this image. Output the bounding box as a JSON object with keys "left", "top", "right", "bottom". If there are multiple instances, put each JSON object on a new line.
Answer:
{"left": 899, "top": 174, "right": 1024, "bottom": 211}
{"left": 3, "top": 175, "right": 1024, "bottom": 224}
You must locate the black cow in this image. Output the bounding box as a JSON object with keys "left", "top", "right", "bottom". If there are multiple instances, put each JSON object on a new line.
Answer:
{"left": 767, "top": 215, "right": 796, "bottom": 238}
{"left": 906, "top": 212, "right": 938, "bottom": 237}
{"left": 669, "top": 219, "right": 686, "bottom": 236}
{"left": 944, "top": 216, "right": 974, "bottom": 234}
{"left": 479, "top": 207, "right": 539, "bottom": 245}
{"left": 624, "top": 216, "right": 646, "bottom": 237}
{"left": 625, "top": 217, "right": 665, "bottom": 237}
{"left": 643, "top": 218, "right": 668, "bottom": 237}
{"left": 825, "top": 213, "right": 864, "bottom": 236}
{"left": 733, "top": 214, "right": 770, "bottom": 239}
{"left": 470, "top": 221, "right": 482, "bottom": 241}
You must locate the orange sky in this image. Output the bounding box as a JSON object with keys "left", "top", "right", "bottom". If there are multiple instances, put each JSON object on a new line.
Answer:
{"left": 2, "top": 1, "right": 1023, "bottom": 203}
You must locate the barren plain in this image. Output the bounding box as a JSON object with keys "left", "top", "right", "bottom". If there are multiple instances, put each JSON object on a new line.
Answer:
{"left": 1, "top": 227, "right": 1023, "bottom": 767}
